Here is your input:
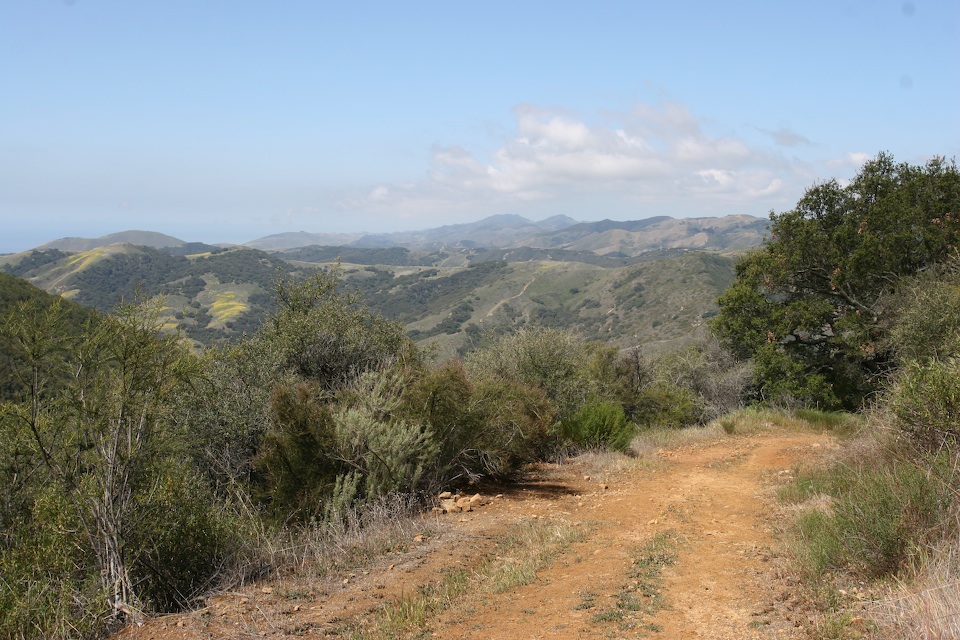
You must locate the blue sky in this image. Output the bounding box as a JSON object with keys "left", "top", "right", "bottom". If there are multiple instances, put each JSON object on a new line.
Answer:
{"left": 1, "top": 0, "right": 957, "bottom": 252}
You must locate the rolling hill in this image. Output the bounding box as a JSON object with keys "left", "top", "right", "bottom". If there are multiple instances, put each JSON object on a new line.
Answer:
{"left": 4, "top": 213, "right": 765, "bottom": 355}
{"left": 35, "top": 230, "right": 189, "bottom": 251}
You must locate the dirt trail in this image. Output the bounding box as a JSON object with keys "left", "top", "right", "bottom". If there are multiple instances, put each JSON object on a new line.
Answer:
{"left": 118, "top": 430, "right": 829, "bottom": 639}
{"left": 483, "top": 275, "right": 538, "bottom": 319}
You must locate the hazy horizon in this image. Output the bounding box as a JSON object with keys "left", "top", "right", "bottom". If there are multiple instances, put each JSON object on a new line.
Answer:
{"left": 8, "top": 211, "right": 772, "bottom": 254}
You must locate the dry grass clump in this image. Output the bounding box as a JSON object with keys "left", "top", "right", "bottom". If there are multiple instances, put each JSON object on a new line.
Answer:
{"left": 248, "top": 493, "right": 435, "bottom": 587}
{"left": 870, "top": 538, "right": 960, "bottom": 639}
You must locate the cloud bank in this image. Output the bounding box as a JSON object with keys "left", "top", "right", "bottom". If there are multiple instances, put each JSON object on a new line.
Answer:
{"left": 332, "top": 102, "right": 864, "bottom": 226}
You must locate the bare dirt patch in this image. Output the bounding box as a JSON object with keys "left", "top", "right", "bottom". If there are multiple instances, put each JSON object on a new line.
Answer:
{"left": 115, "top": 429, "right": 831, "bottom": 639}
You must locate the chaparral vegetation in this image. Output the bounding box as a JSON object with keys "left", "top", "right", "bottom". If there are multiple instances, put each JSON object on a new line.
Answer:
{"left": 1, "top": 153, "right": 958, "bottom": 638}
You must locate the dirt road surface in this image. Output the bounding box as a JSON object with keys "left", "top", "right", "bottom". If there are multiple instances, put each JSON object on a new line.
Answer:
{"left": 117, "top": 429, "right": 831, "bottom": 639}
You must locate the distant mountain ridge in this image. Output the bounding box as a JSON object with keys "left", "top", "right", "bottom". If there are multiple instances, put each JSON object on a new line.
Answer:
{"left": 26, "top": 213, "right": 768, "bottom": 257}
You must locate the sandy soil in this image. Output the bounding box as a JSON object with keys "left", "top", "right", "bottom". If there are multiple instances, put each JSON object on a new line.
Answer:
{"left": 115, "top": 429, "right": 832, "bottom": 639}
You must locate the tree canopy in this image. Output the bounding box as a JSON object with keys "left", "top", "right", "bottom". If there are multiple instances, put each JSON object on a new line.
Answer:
{"left": 711, "top": 153, "right": 960, "bottom": 408}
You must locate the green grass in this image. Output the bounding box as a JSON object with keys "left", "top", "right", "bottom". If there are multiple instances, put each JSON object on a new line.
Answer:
{"left": 591, "top": 530, "right": 681, "bottom": 631}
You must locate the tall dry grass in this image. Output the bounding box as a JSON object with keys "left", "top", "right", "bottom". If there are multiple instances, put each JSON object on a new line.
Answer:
{"left": 870, "top": 538, "right": 960, "bottom": 639}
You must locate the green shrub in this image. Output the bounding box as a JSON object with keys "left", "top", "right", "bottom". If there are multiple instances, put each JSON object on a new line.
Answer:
{"left": 889, "top": 359, "right": 960, "bottom": 452}
{"left": 791, "top": 454, "right": 955, "bottom": 579}
{"left": 127, "top": 465, "right": 247, "bottom": 611}
{"left": 255, "top": 382, "right": 340, "bottom": 521}
{"left": 634, "top": 382, "right": 704, "bottom": 429}
{"left": 259, "top": 269, "right": 417, "bottom": 391}
{"left": 643, "top": 333, "right": 752, "bottom": 421}
{"left": 403, "top": 361, "right": 556, "bottom": 484}
{"left": 0, "top": 488, "right": 105, "bottom": 640}
{"left": 469, "top": 376, "right": 556, "bottom": 473}
{"left": 561, "top": 398, "right": 634, "bottom": 451}
{"left": 882, "top": 262, "right": 960, "bottom": 365}
{"left": 464, "top": 327, "right": 614, "bottom": 422}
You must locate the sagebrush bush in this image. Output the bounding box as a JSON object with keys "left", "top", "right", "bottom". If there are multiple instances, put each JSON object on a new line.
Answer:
{"left": 561, "top": 398, "right": 634, "bottom": 451}
{"left": 888, "top": 358, "right": 960, "bottom": 452}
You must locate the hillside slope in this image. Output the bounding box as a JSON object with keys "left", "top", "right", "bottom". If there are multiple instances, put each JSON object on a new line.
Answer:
{"left": 2, "top": 242, "right": 737, "bottom": 355}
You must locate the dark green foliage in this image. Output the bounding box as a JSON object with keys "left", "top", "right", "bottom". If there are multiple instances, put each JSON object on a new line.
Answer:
{"left": 260, "top": 269, "right": 416, "bottom": 390}
{"left": 888, "top": 359, "right": 960, "bottom": 452}
{"left": 126, "top": 465, "right": 244, "bottom": 611}
{"left": 464, "top": 327, "right": 624, "bottom": 424}
{"left": 0, "top": 487, "right": 105, "bottom": 640}
{"left": 194, "top": 248, "right": 293, "bottom": 290}
{"left": 254, "top": 382, "right": 339, "bottom": 521}
{"left": 2, "top": 249, "right": 69, "bottom": 277}
{"left": 402, "top": 361, "right": 555, "bottom": 485}
{"left": 419, "top": 300, "right": 475, "bottom": 337}
{"left": 881, "top": 261, "right": 960, "bottom": 365}
{"left": 71, "top": 247, "right": 194, "bottom": 310}
{"left": 712, "top": 153, "right": 960, "bottom": 409}
{"left": 358, "top": 261, "right": 510, "bottom": 324}
{"left": 277, "top": 245, "right": 445, "bottom": 266}
{"left": 170, "top": 342, "right": 275, "bottom": 499}
{"left": 561, "top": 398, "right": 633, "bottom": 451}
{"left": 0, "top": 273, "right": 101, "bottom": 402}
{"left": 633, "top": 383, "right": 703, "bottom": 429}
{"left": 469, "top": 376, "right": 556, "bottom": 472}
{"left": 0, "top": 297, "right": 248, "bottom": 634}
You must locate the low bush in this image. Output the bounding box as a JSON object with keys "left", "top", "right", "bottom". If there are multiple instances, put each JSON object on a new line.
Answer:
{"left": 126, "top": 465, "right": 248, "bottom": 611}
{"left": 255, "top": 381, "right": 340, "bottom": 522}
{"left": 888, "top": 358, "right": 960, "bottom": 452}
{"left": 0, "top": 488, "right": 104, "bottom": 640}
{"left": 404, "top": 361, "right": 556, "bottom": 484}
{"left": 633, "top": 382, "right": 704, "bottom": 429}
{"left": 561, "top": 398, "right": 634, "bottom": 452}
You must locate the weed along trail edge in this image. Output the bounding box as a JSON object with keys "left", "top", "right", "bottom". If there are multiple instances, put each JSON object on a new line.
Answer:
{"left": 115, "top": 427, "right": 830, "bottom": 639}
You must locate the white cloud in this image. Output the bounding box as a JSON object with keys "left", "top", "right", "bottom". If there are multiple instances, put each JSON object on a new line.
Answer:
{"left": 334, "top": 102, "right": 820, "bottom": 222}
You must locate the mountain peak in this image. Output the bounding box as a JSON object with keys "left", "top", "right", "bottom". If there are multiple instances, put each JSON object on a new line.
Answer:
{"left": 36, "top": 231, "right": 186, "bottom": 252}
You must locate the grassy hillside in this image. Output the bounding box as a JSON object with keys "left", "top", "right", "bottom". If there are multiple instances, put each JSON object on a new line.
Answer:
{"left": 1, "top": 245, "right": 295, "bottom": 345}
{"left": 2, "top": 243, "right": 736, "bottom": 356}
{"left": 336, "top": 249, "right": 735, "bottom": 359}
{"left": 35, "top": 230, "right": 187, "bottom": 251}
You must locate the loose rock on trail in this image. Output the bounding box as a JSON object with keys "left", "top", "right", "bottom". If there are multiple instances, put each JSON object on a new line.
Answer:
{"left": 117, "top": 429, "right": 831, "bottom": 639}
